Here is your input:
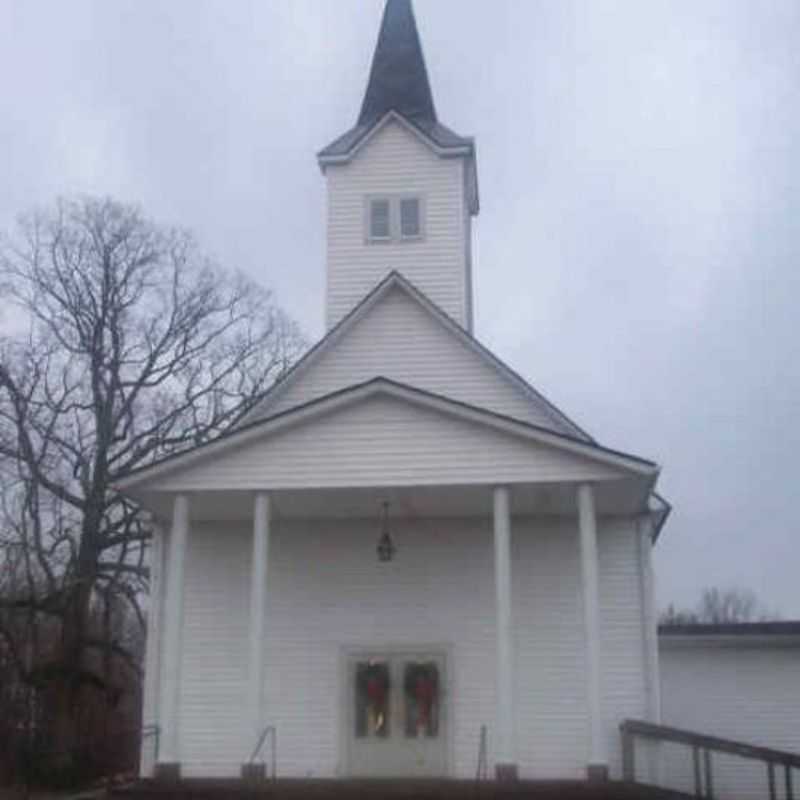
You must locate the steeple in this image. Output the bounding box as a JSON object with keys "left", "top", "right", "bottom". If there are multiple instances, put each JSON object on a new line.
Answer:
{"left": 318, "top": 0, "right": 476, "bottom": 163}
{"left": 358, "top": 0, "right": 436, "bottom": 127}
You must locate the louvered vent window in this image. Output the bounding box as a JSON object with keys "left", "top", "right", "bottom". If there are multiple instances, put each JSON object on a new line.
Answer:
{"left": 366, "top": 196, "right": 423, "bottom": 243}
{"left": 369, "top": 198, "right": 391, "bottom": 240}
{"left": 399, "top": 197, "right": 421, "bottom": 239}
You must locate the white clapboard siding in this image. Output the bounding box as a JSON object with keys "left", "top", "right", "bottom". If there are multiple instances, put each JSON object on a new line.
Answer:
{"left": 179, "top": 526, "right": 251, "bottom": 776}
{"left": 325, "top": 120, "right": 469, "bottom": 328}
{"left": 175, "top": 515, "right": 647, "bottom": 779}
{"left": 153, "top": 394, "right": 623, "bottom": 492}
{"left": 598, "top": 519, "right": 652, "bottom": 778}
{"left": 659, "top": 642, "right": 800, "bottom": 799}
{"left": 264, "top": 283, "right": 568, "bottom": 432}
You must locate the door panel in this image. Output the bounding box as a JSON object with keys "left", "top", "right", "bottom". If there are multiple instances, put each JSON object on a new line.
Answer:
{"left": 346, "top": 651, "right": 447, "bottom": 777}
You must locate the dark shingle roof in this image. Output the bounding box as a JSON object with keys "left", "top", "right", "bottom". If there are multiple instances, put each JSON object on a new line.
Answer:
{"left": 659, "top": 621, "right": 800, "bottom": 637}
{"left": 318, "top": 0, "right": 473, "bottom": 161}
{"left": 318, "top": 118, "right": 472, "bottom": 160}
{"left": 359, "top": 0, "right": 436, "bottom": 126}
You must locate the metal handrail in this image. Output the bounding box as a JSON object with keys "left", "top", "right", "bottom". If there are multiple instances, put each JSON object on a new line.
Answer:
{"left": 621, "top": 718, "right": 799, "bottom": 799}
{"left": 248, "top": 724, "right": 277, "bottom": 780}
{"left": 140, "top": 723, "right": 160, "bottom": 765}
{"left": 475, "top": 724, "right": 488, "bottom": 781}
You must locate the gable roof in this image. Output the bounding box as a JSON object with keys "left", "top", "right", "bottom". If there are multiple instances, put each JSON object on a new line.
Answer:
{"left": 117, "top": 376, "right": 658, "bottom": 494}
{"left": 359, "top": 0, "right": 435, "bottom": 127}
{"left": 240, "top": 271, "right": 592, "bottom": 441}
{"left": 318, "top": 112, "right": 473, "bottom": 162}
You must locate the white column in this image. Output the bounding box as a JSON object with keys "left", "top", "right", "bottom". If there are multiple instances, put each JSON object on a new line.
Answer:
{"left": 578, "top": 483, "right": 607, "bottom": 777}
{"left": 248, "top": 493, "right": 270, "bottom": 745}
{"left": 493, "top": 485, "right": 516, "bottom": 778}
{"left": 159, "top": 494, "right": 189, "bottom": 768}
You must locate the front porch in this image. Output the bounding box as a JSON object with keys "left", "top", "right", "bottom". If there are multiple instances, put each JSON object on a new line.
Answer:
{"left": 116, "top": 379, "right": 663, "bottom": 783}
{"left": 138, "top": 479, "right": 658, "bottom": 783}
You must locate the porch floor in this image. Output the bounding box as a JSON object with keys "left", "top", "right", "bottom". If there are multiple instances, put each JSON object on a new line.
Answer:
{"left": 113, "top": 778, "right": 692, "bottom": 800}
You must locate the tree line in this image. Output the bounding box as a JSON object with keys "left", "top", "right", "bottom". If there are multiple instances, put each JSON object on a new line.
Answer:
{"left": 0, "top": 196, "right": 304, "bottom": 786}
{"left": 660, "top": 587, "right": 776, "bottom": 626}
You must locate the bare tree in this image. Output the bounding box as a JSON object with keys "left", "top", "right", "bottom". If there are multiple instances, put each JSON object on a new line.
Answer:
{"left": 0, "top": 196, "right": 303, "bottom": 776}
{"left": 660, "top": 586, "right": 775, "bottom": 626}
{"left": 697, "top": 587, "right": 762, "bottom": 624}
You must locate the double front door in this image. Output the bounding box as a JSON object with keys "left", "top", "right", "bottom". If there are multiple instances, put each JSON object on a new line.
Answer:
{"left": 346, "top": 650, "right": 447, "bottom": 777}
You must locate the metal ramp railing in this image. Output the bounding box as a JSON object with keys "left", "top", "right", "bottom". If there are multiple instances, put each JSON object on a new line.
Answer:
{"left": 621, "top": 718, "right": 800, "bottom": 799}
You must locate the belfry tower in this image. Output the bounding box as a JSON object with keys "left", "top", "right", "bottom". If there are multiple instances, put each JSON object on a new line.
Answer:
{"left": 318, "top": 0, "right": 479, "bottom": 332}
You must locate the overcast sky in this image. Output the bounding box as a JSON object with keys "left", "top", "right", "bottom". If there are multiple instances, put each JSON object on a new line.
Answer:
{"left": 1, "top": 0, "right": 798, "bottom": 616}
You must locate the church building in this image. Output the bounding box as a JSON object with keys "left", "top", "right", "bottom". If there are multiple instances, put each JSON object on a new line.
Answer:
{"left": 119, "top": 0, "right": 669, "bottom": 783}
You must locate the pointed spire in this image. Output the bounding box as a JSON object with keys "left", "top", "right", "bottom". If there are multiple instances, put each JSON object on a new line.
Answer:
{"left": 358, "top": 0, "right": 437, "bottom": 127}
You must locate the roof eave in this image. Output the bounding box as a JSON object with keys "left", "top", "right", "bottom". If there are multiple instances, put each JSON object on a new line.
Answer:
{"left": 317, "top": 111, "right": 474, "bottom": 166}
{"left": 658, "top": 622, "right": 800, "bottom": 648}
{"left": 116, "top": 376, "right": 659, "bottom": 494}
{"left": 648, "top": 491, "right": 672, "bottom": 543}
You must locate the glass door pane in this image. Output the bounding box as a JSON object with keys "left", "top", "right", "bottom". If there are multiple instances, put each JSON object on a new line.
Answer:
{"left": 403, "top": 660, "right": 441, "bottom": 738}
{"left": 354, "top": 660, "right": 391, "bottom": 738}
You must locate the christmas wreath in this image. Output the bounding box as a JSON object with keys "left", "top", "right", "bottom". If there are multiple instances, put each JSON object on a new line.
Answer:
{"left": 357, "top": 662, "right": 391, "bottom": 705}
{"left": 355, "top": 662, "right": 391, "bottom": 737}
{"left": 404, "top": 662, "right": 439, "bottom": 736}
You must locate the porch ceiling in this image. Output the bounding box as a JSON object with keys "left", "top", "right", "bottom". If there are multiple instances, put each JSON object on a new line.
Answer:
{"left": 140, "top": 476, "right": 651, "bottom": 524}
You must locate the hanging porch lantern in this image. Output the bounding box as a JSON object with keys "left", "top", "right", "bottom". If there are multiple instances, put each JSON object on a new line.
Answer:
{"left": 376, "top": 500, "right": 396, "bottom": 562}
